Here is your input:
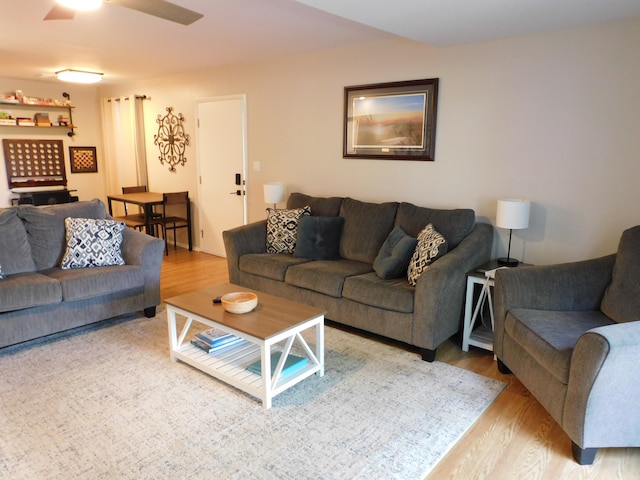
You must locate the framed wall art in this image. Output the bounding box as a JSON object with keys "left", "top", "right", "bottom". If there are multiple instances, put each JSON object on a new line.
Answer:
{"left": 69, "top": 146, "right": 98, "bottom": 173}
{"left": 343, "top": 78, "right": 439, "bottom": 161}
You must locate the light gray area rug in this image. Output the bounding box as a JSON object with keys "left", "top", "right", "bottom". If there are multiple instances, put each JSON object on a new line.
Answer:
{"left": 0, "top": 308, "right": 505, "bottom": 480}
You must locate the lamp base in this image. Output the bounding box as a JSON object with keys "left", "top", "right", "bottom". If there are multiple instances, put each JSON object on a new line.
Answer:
{"left": 497, "top": 257, "right": 520, "bottom": 267}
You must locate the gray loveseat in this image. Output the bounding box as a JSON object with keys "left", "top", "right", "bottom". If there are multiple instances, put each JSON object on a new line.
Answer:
{"left": 224, "top": 193, "right": 492, "bottom": 361}
{"left": 0, "top": 199, "right": 164, "bottom": 349}
{"left": 494, "top": 225, "right": 640, "bottom": 464}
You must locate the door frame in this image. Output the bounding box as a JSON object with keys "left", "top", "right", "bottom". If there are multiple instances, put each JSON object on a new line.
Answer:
{"left": 195, "top": 94, "right": 249, "bottom": 255}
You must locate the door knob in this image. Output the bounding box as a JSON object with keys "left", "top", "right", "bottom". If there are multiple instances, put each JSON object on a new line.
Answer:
{"left": 229, "top": 190, "right": 242, "bottom": 195}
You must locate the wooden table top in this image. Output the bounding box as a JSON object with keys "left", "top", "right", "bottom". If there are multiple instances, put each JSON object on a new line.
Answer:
{"left": 164, "top": 283, "right": 326, "bottom": 340}
{"left": 107, "top": 191, "right": 163, "bottom": 206}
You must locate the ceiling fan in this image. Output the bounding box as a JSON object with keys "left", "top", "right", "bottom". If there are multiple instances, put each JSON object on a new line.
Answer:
{"left": 44, "top": 0, "right": 204, "bottom": 26}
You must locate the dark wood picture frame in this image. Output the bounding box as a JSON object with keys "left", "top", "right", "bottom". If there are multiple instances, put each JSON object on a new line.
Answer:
{"left": 344, "top": 78, "right": 439, "bottom": 161}
{"left": 69, "top": 146, "right": 98, "bottom": 173}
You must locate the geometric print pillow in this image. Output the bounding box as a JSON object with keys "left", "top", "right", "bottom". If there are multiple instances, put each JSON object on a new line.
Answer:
{"left": 266, "top": 206, "right": 311, "bottom": 254}
{"left": 407, "top": 223, "right": 448, "bottom": 286}
{"left": 60, "top": 217, "right": 126, "bottom": 269}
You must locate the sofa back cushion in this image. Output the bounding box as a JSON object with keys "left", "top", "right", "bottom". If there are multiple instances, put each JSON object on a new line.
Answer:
{"left": 287, "top": 192, "right": 343, "bottom": 217}
{"left": 17, "top": 199, "right": 107, "bottom": 270}
{"left": 601, "top": 225, "right": 640, "bottom": 323}
{"left": 394, "top": 202, "right": 475, "bottom": 249}
{"left": 339, "top": 198, "right": 398, "bottom": 264}
{"left": 0, "top": 207, "right": 37, "bottom": 275}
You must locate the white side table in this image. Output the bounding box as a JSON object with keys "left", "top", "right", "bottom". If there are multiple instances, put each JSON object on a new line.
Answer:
{"left": 462, "top": 271, "right": 495, "bottom": 352}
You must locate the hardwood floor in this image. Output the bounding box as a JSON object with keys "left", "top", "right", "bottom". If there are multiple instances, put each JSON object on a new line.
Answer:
{"left": 160, "top": 248, "right": 640, "bottom": 479}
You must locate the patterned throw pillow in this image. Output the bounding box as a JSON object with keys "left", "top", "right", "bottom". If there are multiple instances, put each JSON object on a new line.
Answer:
{"left": 266, "top": 206, "right": 311, "bottom": 254}
{"left": 407, "top": 223, "right": 448, "bottom": 286}
{"left": 60, "top": 218, "right": 126, "bottom": 269}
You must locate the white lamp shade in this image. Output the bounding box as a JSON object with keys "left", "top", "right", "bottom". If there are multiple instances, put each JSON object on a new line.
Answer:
{"left": 263, "top": 182, "right": 286, "bottom": 205}
{"left": 496, "top": 199, "right": 530, "bottom": 230}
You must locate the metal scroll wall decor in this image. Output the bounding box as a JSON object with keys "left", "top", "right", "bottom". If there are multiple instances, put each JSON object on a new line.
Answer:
{"left": 154, "top": 106, "right": 190, "bottom": 172}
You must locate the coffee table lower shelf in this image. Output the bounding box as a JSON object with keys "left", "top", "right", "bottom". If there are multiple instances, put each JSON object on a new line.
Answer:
{"left": 173, "top": 339, "right": 321, "bottom": 404}
{"left": 167, "top": 303, "right": 324, "bottom": 409}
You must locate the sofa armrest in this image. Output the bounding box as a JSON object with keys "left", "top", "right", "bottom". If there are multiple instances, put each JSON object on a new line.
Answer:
{"left": 412, "top": 222, "right": 493, "bottom": 349}
{"left": 121, "top": 228, "right": 165, "bottom": 308}
{"left": 223, "top": 220, "right": 267, "bottom": 284}
{"left": 563, "top": 321, "right": 640, "bottom": 448}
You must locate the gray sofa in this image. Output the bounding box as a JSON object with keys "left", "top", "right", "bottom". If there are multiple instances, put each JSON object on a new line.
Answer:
{"left": 494, "top": 225, "right": 640, "bottom": 464}
{"left": 0, "top": 199, "right": 165, "bottom": 349}
{"left": 223, "top": 193, "right": 492, "bottom": 361}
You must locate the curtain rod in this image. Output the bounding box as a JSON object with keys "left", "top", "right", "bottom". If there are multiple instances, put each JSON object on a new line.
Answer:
{"left": 108, "top": 95, "right": 149, "bottom": 102}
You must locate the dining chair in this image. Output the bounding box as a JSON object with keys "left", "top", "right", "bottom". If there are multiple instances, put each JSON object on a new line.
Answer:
{"left": 149, "top": 191, "right": 192, "bottom": 255}
{"left": 114, "top": 185, "right": 147, "bottom": 231}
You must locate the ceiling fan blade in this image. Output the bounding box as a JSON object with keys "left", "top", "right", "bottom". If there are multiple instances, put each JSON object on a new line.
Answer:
{"left": 106, "top": 0, "right": 203, "bottom": 25}
{"left": 44, "top": 4, "right": 76, "bottom": 21}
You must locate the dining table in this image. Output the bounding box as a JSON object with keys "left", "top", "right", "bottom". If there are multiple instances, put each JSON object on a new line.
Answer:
{"left": 107, "top": 191, "right": 164, "bottom": 236}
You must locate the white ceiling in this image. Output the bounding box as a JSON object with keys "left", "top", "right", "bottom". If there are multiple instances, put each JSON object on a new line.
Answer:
{"left": 1, "top": 0, "right": 639, "bottom": 85}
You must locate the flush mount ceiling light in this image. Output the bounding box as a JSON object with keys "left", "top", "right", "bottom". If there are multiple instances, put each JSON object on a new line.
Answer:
{"left": 56, "top": 69, "right": 104, "bottom": 84}
{"left": 56, "top": 0, "right": 103, "bottom": 11}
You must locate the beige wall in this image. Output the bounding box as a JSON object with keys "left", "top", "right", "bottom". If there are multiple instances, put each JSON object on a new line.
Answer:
{"left": 0, "top": 79, "right": 105, "bottom": 206}
{"left": 15, "top": 16, "right": 638, "bottom": 266}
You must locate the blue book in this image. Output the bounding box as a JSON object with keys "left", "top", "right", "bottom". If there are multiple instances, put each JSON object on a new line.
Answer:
{"left": 247, "top": 352, "right": 308, "bottom": 376}
{"left": 195, "top": 328, "right": 235, "bottom": 347}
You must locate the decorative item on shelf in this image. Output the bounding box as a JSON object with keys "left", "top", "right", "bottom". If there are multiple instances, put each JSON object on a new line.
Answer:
{"left": 220, "top": 292, "right": 258, "bottom": 314}
{"left": 496, "top": 198, "right": 530, "bottom": 267}
{"left": 154, "top": 106, "right": 190, "bottom": 173}
{"left": 263, "top": 182, "right": 286, "bottom": 210}
{"left": 34, "top": 113, "right": 51, "bottom": 126}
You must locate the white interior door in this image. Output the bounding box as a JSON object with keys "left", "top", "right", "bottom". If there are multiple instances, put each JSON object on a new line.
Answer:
{"left": 196, "top": 95, "right": 247, "bottom": 257}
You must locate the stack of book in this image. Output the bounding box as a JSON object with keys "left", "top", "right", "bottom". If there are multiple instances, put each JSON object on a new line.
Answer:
{"left": 34, "top": 113, "right": 51, "bottom": 127}
{"left": 57, "top": 114, "right": 71, "bottom": 126}
{"left": 16, "top": 117, "right": 35, "bottom": 126}
{"left": 190, "top": 327, "right": 242, "bottom": 353}
{"left": 0, "top": 111, "right": 15, "bottom": 126}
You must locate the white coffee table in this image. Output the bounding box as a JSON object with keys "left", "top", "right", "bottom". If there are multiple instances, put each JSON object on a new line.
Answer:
{"left": 165, "top": 283, "right": 325, "bottom": 409}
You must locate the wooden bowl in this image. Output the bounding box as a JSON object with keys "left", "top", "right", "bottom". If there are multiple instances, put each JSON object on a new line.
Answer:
{"left": 221, "top": 292, "right": 258, "bottom": 314}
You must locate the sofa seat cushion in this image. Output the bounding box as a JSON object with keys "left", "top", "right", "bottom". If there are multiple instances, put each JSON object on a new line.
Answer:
{"left": 44, "top": 265, "right": 144, "bottom": 302}
{"left": 343, "top": 272, "right": 414, "bottom": 313}
{"left": 506, "top": 308, "right": 614, "bottom": 384}
{"left": 285, "top": 260, "right": 373, "bottom": 298}
{"left": 239, "top": 254, "right": 312, "bottom": 281}
{"left": 0, "top": 273, "right": 62, "bottom": 313}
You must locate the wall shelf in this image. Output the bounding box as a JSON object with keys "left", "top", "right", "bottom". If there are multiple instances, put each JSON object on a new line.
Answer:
{"left": 0, "top": 93, "right": 76, "bottom": 137}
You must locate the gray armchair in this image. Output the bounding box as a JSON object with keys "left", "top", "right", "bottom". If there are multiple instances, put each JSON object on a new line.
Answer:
{"left": 493, "top": 225, "right": 640, "bottom": 465}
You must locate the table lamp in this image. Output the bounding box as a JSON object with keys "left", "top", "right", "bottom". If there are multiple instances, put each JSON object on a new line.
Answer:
{"left": 496, "top": 198, "right": 530, "bottom": 267}
{"left": 263, "top": 182, "right": 286, "bottom": 210}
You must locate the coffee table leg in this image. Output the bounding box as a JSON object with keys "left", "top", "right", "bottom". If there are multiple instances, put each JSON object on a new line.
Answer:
{"left": 261, "top": 345, "right": 272, "bottom": 409}
{"left": 167, "top": 307, "right": 178, "bottom": 362}
{"left": 317, "top": 317, "right": 325, "bottom": 376}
